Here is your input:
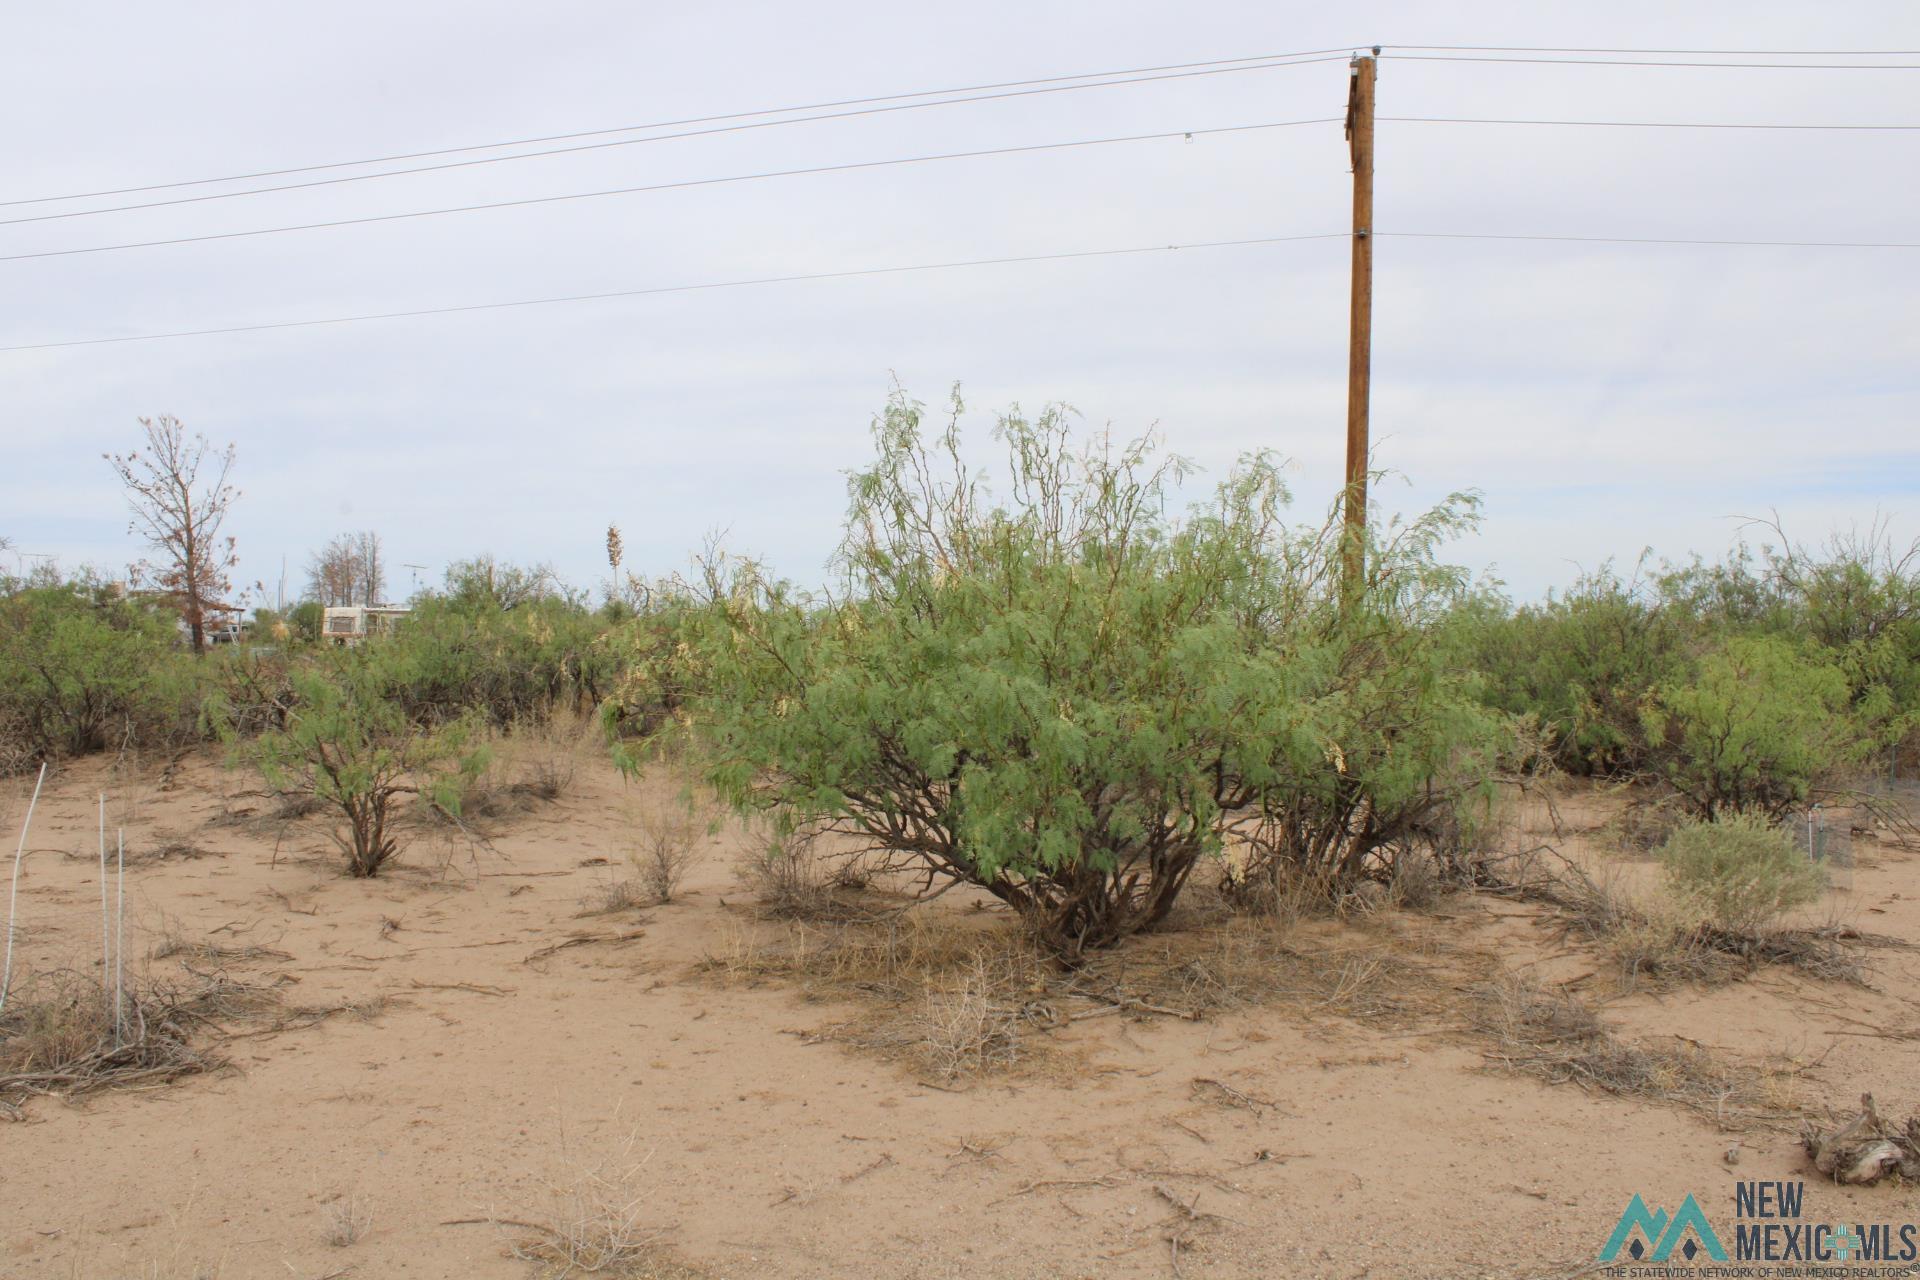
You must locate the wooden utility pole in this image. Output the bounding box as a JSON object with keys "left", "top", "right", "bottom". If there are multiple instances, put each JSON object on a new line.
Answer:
{"left": 1342, "top": 49, "right": 1377, "bottom": 590}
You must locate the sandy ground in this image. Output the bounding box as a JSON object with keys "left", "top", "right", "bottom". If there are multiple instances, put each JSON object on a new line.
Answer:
{"left": 2, "top": 754, "right": 1918, "bottom": 1280}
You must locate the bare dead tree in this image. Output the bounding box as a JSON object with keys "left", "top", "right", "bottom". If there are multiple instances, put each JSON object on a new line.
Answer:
{"left": 104, "top": 416, "right": 239, "bottom": 654}
{"left": 352, "top": 530, "right": 385, "bottom": 605}
{"left": 305, "top": 535, "right": 359, "bottom": 608}
{"left": 306, "top": 530, "right": 386, "bottom": 607}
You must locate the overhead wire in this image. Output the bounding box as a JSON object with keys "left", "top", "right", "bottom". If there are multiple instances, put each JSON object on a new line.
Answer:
{"left": 0, "top": 56, "right": 1361, "bottom": 227}
{"left": 0, "top": 233, "right": 1350, "bottom": 352}
{"left": 1385, "top": 44, "right": 1920, "bottom": 56}
{"left": 1382, "top": 54, "right": 1920, "bottom": 69}
{"left": 8, "top": 41, "right": 1919, "bottom": 353}
{"left": 0, "top": 117, "right": 1340, "bottom": 264}
{"left": 1377, "top": 231, "right": 1920, "bottom": 249}
{"left": 1381, "top": 115, "right": 1920, "bottom": 131}
{"left": 0, "top": 49, "right": 1357, "bottom": 210}
{"left": 9, "top": 225, "right": 1919, "bottom": 354}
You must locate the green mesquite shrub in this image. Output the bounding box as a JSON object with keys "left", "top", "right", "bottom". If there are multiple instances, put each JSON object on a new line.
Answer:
{"left": 1465, "top": 564, "right": 1688, "bottom": 777}
{"left": 660, "top": 389, "right": 1508, "bottom": 954}
{"left": 0, "top": 580, "right": 194, "bottom": 763}
{"left": 1644, "top": 635, "right": 1871, "bottom": 821}
{"left": 248, "top": 654, "right": 484, "bottom": 877}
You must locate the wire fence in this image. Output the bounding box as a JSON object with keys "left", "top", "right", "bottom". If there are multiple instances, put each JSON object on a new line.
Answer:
{"left": 1799, "top": 805, "right": 1855, "bottom": 892}
{"left": 1868, "top": 742, "right": 1920, "bottom": 804}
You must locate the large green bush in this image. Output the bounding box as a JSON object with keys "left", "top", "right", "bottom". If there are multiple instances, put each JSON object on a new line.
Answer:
{"left": 0, "top": 580, "right": 194, "bottom": 763}
{"left": 378, "top": 592, "right": 617, "bottom": 729}
{"left": 656, "top": 390, "right": 1508, "bottom": 954}
{"left": 1644, "top": 635, "right": 1871, "bottom": 820}
{"left": 1465, "top": 564, "right": 1689, "bottom": 777}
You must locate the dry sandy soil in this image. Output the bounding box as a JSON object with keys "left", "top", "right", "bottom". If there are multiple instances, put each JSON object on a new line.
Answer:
{"left": 2, "top": 751, "right": 1918, "bottom": 1280}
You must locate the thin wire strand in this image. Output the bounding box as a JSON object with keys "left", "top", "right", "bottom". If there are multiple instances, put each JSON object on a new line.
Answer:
{"left": 12, "top": 224, "right": 1920, "bottom": 354}
{"left": 1379, "top": 230, "right": 1920, "bottom": 248}
{"left": 1384, "top": 54, "right": 1920, "bottom": 69}
{"left": 0, "top": 118, "right": 1339, "bottom": 265}
{"left": 1382, "top": 115, "right": 1920, "bottom": 131}
{"left": 0, "top": 233, "right": 1349, "bottom": 352}
{"left": 1387, "top": 44, "right": 1920, "bottom": 56}
{"left": 0, "top": 57, "right": 1359, "bottom": 228}
{"left": 0, "top": 49, "right": 1357, "bottom": 210}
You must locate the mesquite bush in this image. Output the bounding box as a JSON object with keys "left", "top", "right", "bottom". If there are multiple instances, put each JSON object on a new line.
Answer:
{"left": 248, "top": 655, "right": 483, "bottom": 877}
{"left": 651, "top": 388, "right": 1508, "bottom": 955}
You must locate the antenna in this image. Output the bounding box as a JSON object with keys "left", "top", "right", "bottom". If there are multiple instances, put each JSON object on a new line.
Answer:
{"left": 402, "top": 562, "right": 428, "bottom": 596}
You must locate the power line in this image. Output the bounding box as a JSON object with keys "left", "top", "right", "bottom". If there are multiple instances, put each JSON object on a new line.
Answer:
{"left": 1383, "top": 115, "right": 1920, "bottom": 131}
{"left": 1387, "top": 44, "right": 1920, "bottom": 56}
{"left": 1379, "top": 231, "right": 1920, "bottom": 248}
{"left": 0, "top": 49, "right": 1356, "bottom": 210}
{"left": 0, "top": 57, "right": 1359, "bottom": 228}
{"left": 0, "top": 118, "right": 1339, "bottom": 265}
{"left": 1384, "top": 54, "right": 1920, "bottom": 69}
{"left": 10, "top": 224, "right": 1919, "bottom": 354}
{"left": 0, "top": 233, "right": 1350, "bottom": 353}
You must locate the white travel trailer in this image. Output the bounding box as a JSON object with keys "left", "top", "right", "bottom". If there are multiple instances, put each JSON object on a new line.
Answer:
{"left": 321, "top": 603, "right": 411, "bottom": 646}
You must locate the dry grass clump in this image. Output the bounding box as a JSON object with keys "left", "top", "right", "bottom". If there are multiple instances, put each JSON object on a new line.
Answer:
{"left": 576, "top": 878, "right": 649, "bottom": 917}
{"left": 492, "top": 1127, "right": 703, "bottom": 1278}
{"left": 627, "top": 803, "right": 708, "bottom": 904}
{"left": 1610, "top": 793, "right": 1683, "bottom": 853}
{"left": 733, "top": 829, "right": 876, "bottom": 921}
{"left": 703, "top": 903, "right": 1428, "bottom": 1082}
{"left": 512, "top": 706, "right": 591, "bottom": 802}
{"left": 319, "top": 1192, "right": 373, "bottom": 1248}
{"left": 702, "top": 914, "right": 1054, "bottom": 1080}
{"left": 148, "top": 916, "right": 291, "bottom": 965}
{"left": 1080, "top": 918, "right": 1421, "bottom": 1027}
{"left": 437, "top": 707, "right": 592, "bottom": 827}
{"left": 0, "top": 968, "right": 276, "bottom": 1115}
{"left": 916, "top": 958, "right": 1025, "bottom": 1079}
{"left": 1472, "top": 974, "right": 1802, "bottom": 1127}
{"left": 1517, "top": 850, "right": 1868, "bottom": 988}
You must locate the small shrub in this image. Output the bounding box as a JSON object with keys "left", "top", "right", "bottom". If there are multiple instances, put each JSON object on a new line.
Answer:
{"left": 628, "top": 804, "right": 706, "bottom": 904}
{"left": 1657, "top": 812, "right": 1826, "bottom": 931}
{"left": 247, "top": 658, "right": 483, "bottom": 877}
{"left": 201, "top": 646, "right": 297, "bottom": 739}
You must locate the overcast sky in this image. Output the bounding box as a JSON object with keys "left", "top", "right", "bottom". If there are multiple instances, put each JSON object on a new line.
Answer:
{"left": 3, "top": 1, "right": 1916, "bottom": 605}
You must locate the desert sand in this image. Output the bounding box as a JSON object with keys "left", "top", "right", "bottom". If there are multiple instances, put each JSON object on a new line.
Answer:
{"left": 3, "top": 753, "right": 1917, "bottom": 1279}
